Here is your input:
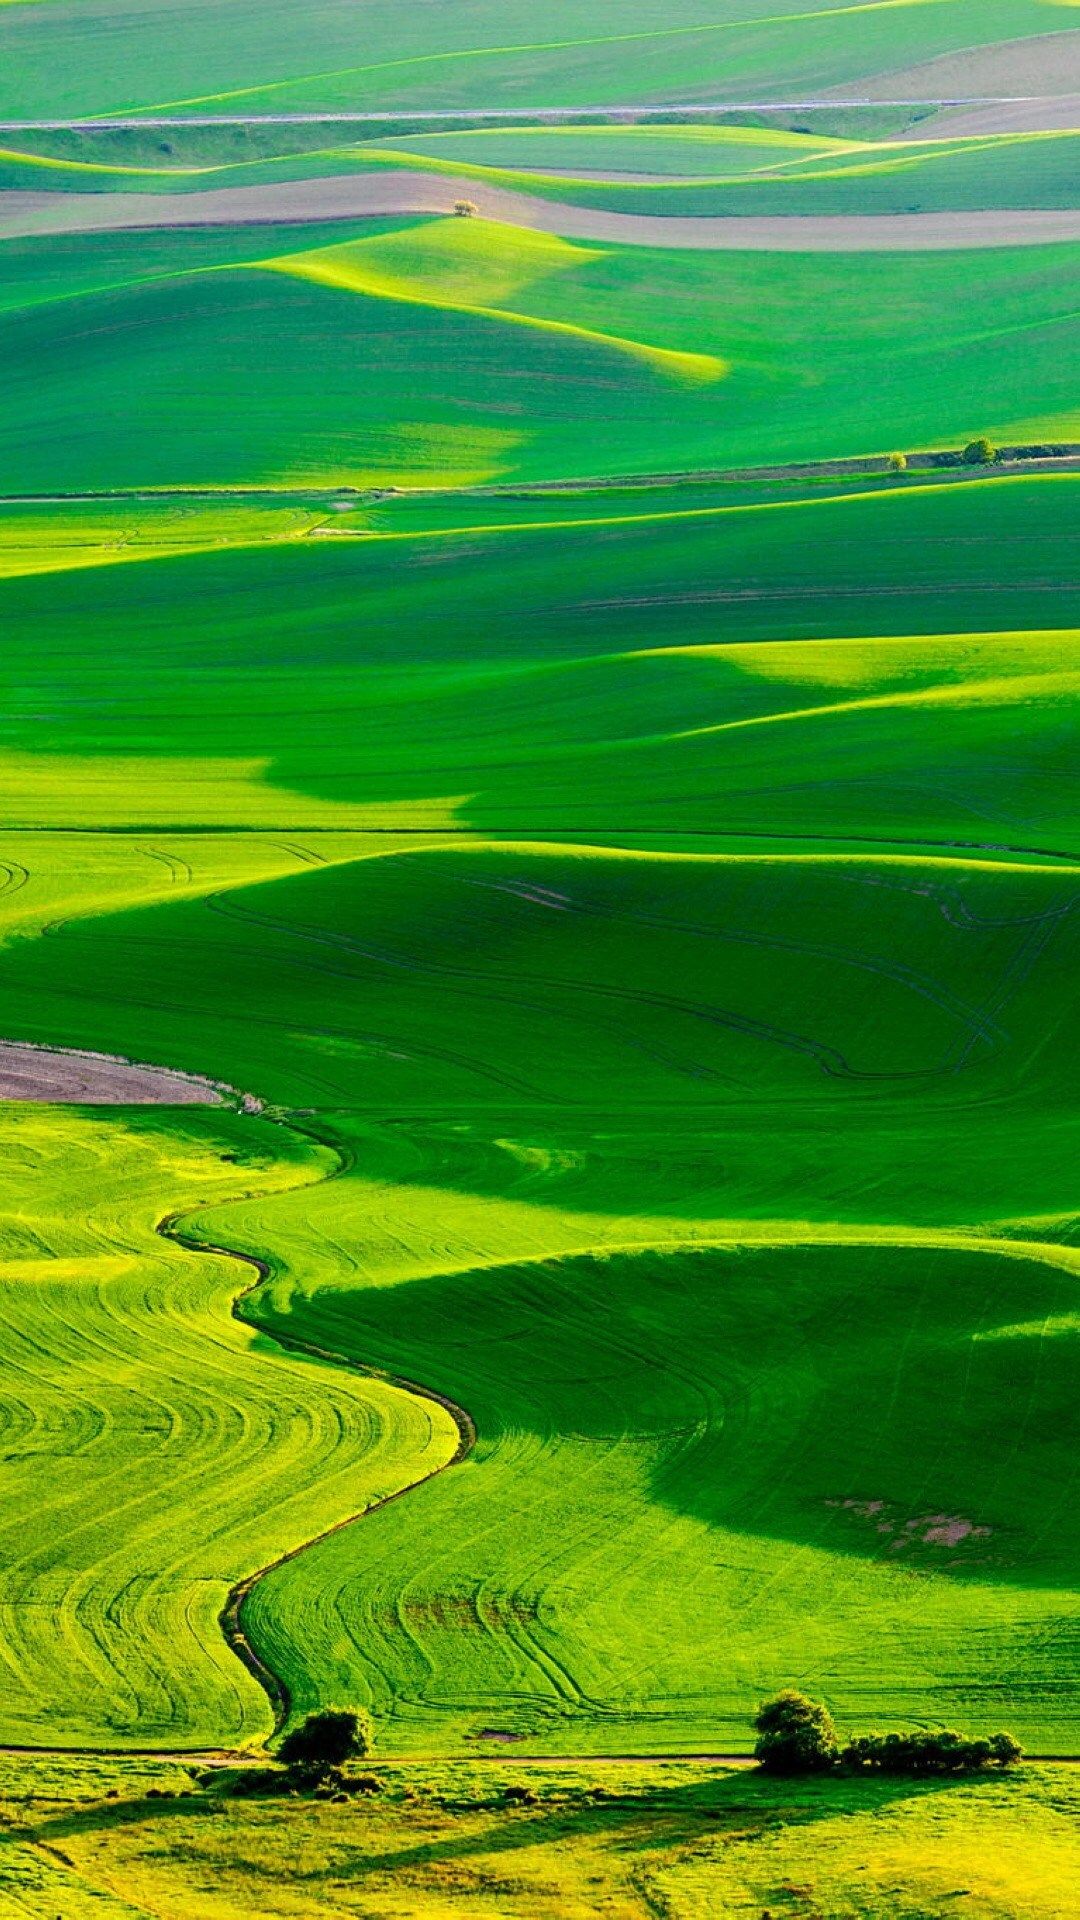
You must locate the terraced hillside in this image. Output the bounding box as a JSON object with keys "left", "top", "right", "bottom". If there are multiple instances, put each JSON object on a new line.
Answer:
{"left": 0, "top": 3, "right": 1077, "bottom": 1909}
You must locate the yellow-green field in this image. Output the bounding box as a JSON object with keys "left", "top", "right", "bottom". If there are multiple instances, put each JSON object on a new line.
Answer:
{"left": 1, "top": 15, "right": 1077, "bottom": 1912}
{"left": 2, "top": 1755, "right": 1077, "bottom": 1918}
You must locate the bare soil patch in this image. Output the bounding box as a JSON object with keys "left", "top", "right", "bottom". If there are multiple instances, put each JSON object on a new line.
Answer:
{"left": 903, "top": 93, "right": 1080, "bottom": 138}
{"left": 2, "top": 172, "right": 1079, "bottom": 249}
{"left": 835, "top": 30, "right": 1080, "bottom": 105}
{"left": 0, "top": 1040, "right": 223, "bottom": 1104}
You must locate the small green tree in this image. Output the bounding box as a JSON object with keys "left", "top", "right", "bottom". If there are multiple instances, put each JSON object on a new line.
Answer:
{"left": 277, "top": 1709, "right": 372, "bottom": 1779}
{"left": 962, "top": 437, "right": 996, "bottom": 465}
{"left": 886, "top": 452, "right": 907, "bottom": 474}
{"left": 753, "top": 1691, "right": 838, "bottom": 1774}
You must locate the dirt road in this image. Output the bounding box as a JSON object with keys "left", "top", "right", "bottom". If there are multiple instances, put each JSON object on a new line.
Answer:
{"left": 3, "top": 172, "right": 1079, "bottom": 249}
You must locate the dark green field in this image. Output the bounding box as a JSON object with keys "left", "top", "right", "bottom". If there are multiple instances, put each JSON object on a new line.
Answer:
{"left": 0, "top": 6, "right": 1077, "bottom": 1913}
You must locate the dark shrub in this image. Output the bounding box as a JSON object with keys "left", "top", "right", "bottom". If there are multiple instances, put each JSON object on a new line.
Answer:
{"left": 842, "top": 1729, "right": 1022, "bottom": 1774}
{"left": 226, "top": 1766, "right": 289, "bottom": 1797}
{"left": 753, "top": 1691, "right": 838, "bottom": 1774}
{"left": 962, "top": 437, "right": 997, "bottom": 465}
{"left": 277, "top": 1709, "right": 372, "bottom": 1779}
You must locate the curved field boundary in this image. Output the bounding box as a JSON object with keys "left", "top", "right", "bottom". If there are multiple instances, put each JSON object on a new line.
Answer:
{"left": 159, "top": 1116, "right": 476, "bottom": 1741}
{"left": 3, "top": 171, "right": 1080, "bottom": 248}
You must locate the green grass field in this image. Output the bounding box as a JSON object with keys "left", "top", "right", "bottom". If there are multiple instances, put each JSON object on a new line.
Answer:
{"left": 1, "top": 218, "right": 1077, "bottom": 491}
{"left": 0, "top": 465, "right": 1075, "bottom": 1756}
{"left": 2, "top": 1754, "right": 1078, "bottom": 1918}
{"left": 1, "top": 10, "right": 1077, "bottom": 1909}
{"left": 5, "top": 124, "right": 1079, "bottom": 217}
{"left": 0, "top": 0, "right": 1066, "bottom": 119}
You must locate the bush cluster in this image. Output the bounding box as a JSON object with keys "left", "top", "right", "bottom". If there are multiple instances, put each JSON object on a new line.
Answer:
{"left": 921, "top": 438, "right": 1074, "bottom": 470}
{"left": 842, "top": 1730, "right": 1022, "bottom": 1775}
{"left": 753, "top": 1692, "right": 1022, "bottom": 1778}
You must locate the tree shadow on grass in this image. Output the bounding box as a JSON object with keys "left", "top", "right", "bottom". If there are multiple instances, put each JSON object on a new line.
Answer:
{"left": 15, "top": 1766, "right": 969, "bottom": 1887}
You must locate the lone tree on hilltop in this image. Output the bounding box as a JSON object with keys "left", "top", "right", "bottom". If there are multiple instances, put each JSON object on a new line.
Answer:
{"left": 454, "top": 198, "right": 479, "bottom": 217}
{"left": 277, "top": 1709, "right": 372, "bottom": 1779}
{"left": 753, "top": 1690, "right": 838, "bottom": 1774}
{"left": 962, "top": 436, "right": 997, "bottom": 465}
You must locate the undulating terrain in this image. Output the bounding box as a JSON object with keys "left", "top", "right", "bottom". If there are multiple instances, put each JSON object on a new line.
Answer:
{"left": 0, "top": 2, "right": 1077, "bottom": 1913}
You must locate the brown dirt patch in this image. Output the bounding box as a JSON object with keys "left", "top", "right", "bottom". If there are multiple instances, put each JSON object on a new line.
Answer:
{"left": 2, "top": 172, "right": 1079, "bottom": 249}
{"left": 902, "top": 93, "right": 1080, "bottom": 138}
{"left": 834, "top": 29, "right": 1080, "bottom": 104}
{"left": 0, "top": 1040, "right": 223, "bottom": 1104}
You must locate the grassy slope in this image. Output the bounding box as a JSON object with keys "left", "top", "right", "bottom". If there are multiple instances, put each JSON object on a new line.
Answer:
{"left": 0, "top": 470, "right": 1075, "bottom": 1750}
{"left": 0, "top": 836, "right": 1073, "bottom": 1750}
{"left": 0, "top": 477, "right": 1075, "bottom": 837}
{"left": 0, "top": 0, "right": 1055, "bottom": 118}
{"left": 0, "top": 71, "right": 1076, "bottom": 1784}
{"left": 355, "top": 127, "right": 1080, "bottom": 214}
{"left": 1, "top": 219, "right": 1078, "bottom": 491}
{"left": 1, "top": 1755, "right": 1077, "bottom": 1920}
{"left": 8, "top": 126, "right": 1080, "bottom": 216}
{"left": 0, "top": 1099, "right": 459, "bottom": 1747}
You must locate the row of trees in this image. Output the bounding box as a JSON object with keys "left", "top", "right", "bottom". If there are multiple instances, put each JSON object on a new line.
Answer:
{"left": 754, "top": 1691, "right": 1022, "bottom": 1777}
{"left": 887, "top": 438, "right": 998, "bottom": 474}
{"left": 265, "top": 1694, "right": 1022, "bottom": 1791}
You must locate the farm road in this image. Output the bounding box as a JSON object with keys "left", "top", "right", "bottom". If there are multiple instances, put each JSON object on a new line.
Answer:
{"left": 3, "top": 172, "right": 1080, "bottom": 248}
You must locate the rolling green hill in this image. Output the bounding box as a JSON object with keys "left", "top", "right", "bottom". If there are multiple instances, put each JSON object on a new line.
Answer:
{"left": 1, "top": 217, "right": 1077, "bottom": 492}
{"left": 5, "top": 125, "right": 1079, "bottom": 218}
{"left": 0, "top": 830, "right": 1074, "bottom": 1750}
{"left": 0, "top": 17, "right": 1076, "bottom": 1895}
{"left": 0, "top": 0, "right": 1066, "bottom": 121}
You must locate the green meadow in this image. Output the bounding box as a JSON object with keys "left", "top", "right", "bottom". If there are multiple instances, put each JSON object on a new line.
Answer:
{"left": 5, "top": 125, "right": 1080, "bottom": 217}
{"left": 0, "top": 22, "right": 1077, "bottom": 1911}
{"left": 0, "top": 466, "right": 1075, "bottom": 1759}
{"left": 2, "top": 1754, "right": 1078, "bottom": 1918}
{"left": 1, "top": 217, "right": 1078, "bottom": 492}
{"left": 0, "top": 0, "right": 1064, "bottom": 118}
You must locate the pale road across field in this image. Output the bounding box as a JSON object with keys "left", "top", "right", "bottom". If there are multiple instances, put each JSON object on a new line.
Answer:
{"left": 3, "top": 171, "right": 1080, "bottom": 249}
{"left": 1, "top": 96, "right": 1076, "bottom": 135}
{"left": 0, "top": 97, "right": 1054, "bottom": 128}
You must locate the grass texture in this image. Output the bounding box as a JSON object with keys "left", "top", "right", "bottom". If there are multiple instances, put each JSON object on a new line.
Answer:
{"left": 0, "top": 78, "right": 1076, "bottom": 1800}
{"left": 0, "top": 1101, "right": 457, "bottom": 1746}
{"left": 5, "top": 125, "right": 1080, "bottom": 218}
{"left": 1, "top": 218, "right": 1077, "bottom": 490}
{"left": 0, "top": 0, "right": 1059, "bottom": 119}
{"left": 1, "top": 1755, "right": 1078, "bottom": 1919}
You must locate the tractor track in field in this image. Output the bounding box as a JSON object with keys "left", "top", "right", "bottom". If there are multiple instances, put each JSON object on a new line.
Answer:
{"left": 0, "top": 1045, "right": 472, "bottom": 1754}
{"left": 156, "top": 1107, "right": 477, "bottom": 1741}
{"left": 3, "top": 1082, "right": 1079, "bottom": 1767}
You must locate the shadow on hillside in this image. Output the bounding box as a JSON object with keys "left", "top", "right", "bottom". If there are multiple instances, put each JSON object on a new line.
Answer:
{"left": 16, "top": 1765, "right": 969, "bottom": 1881}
